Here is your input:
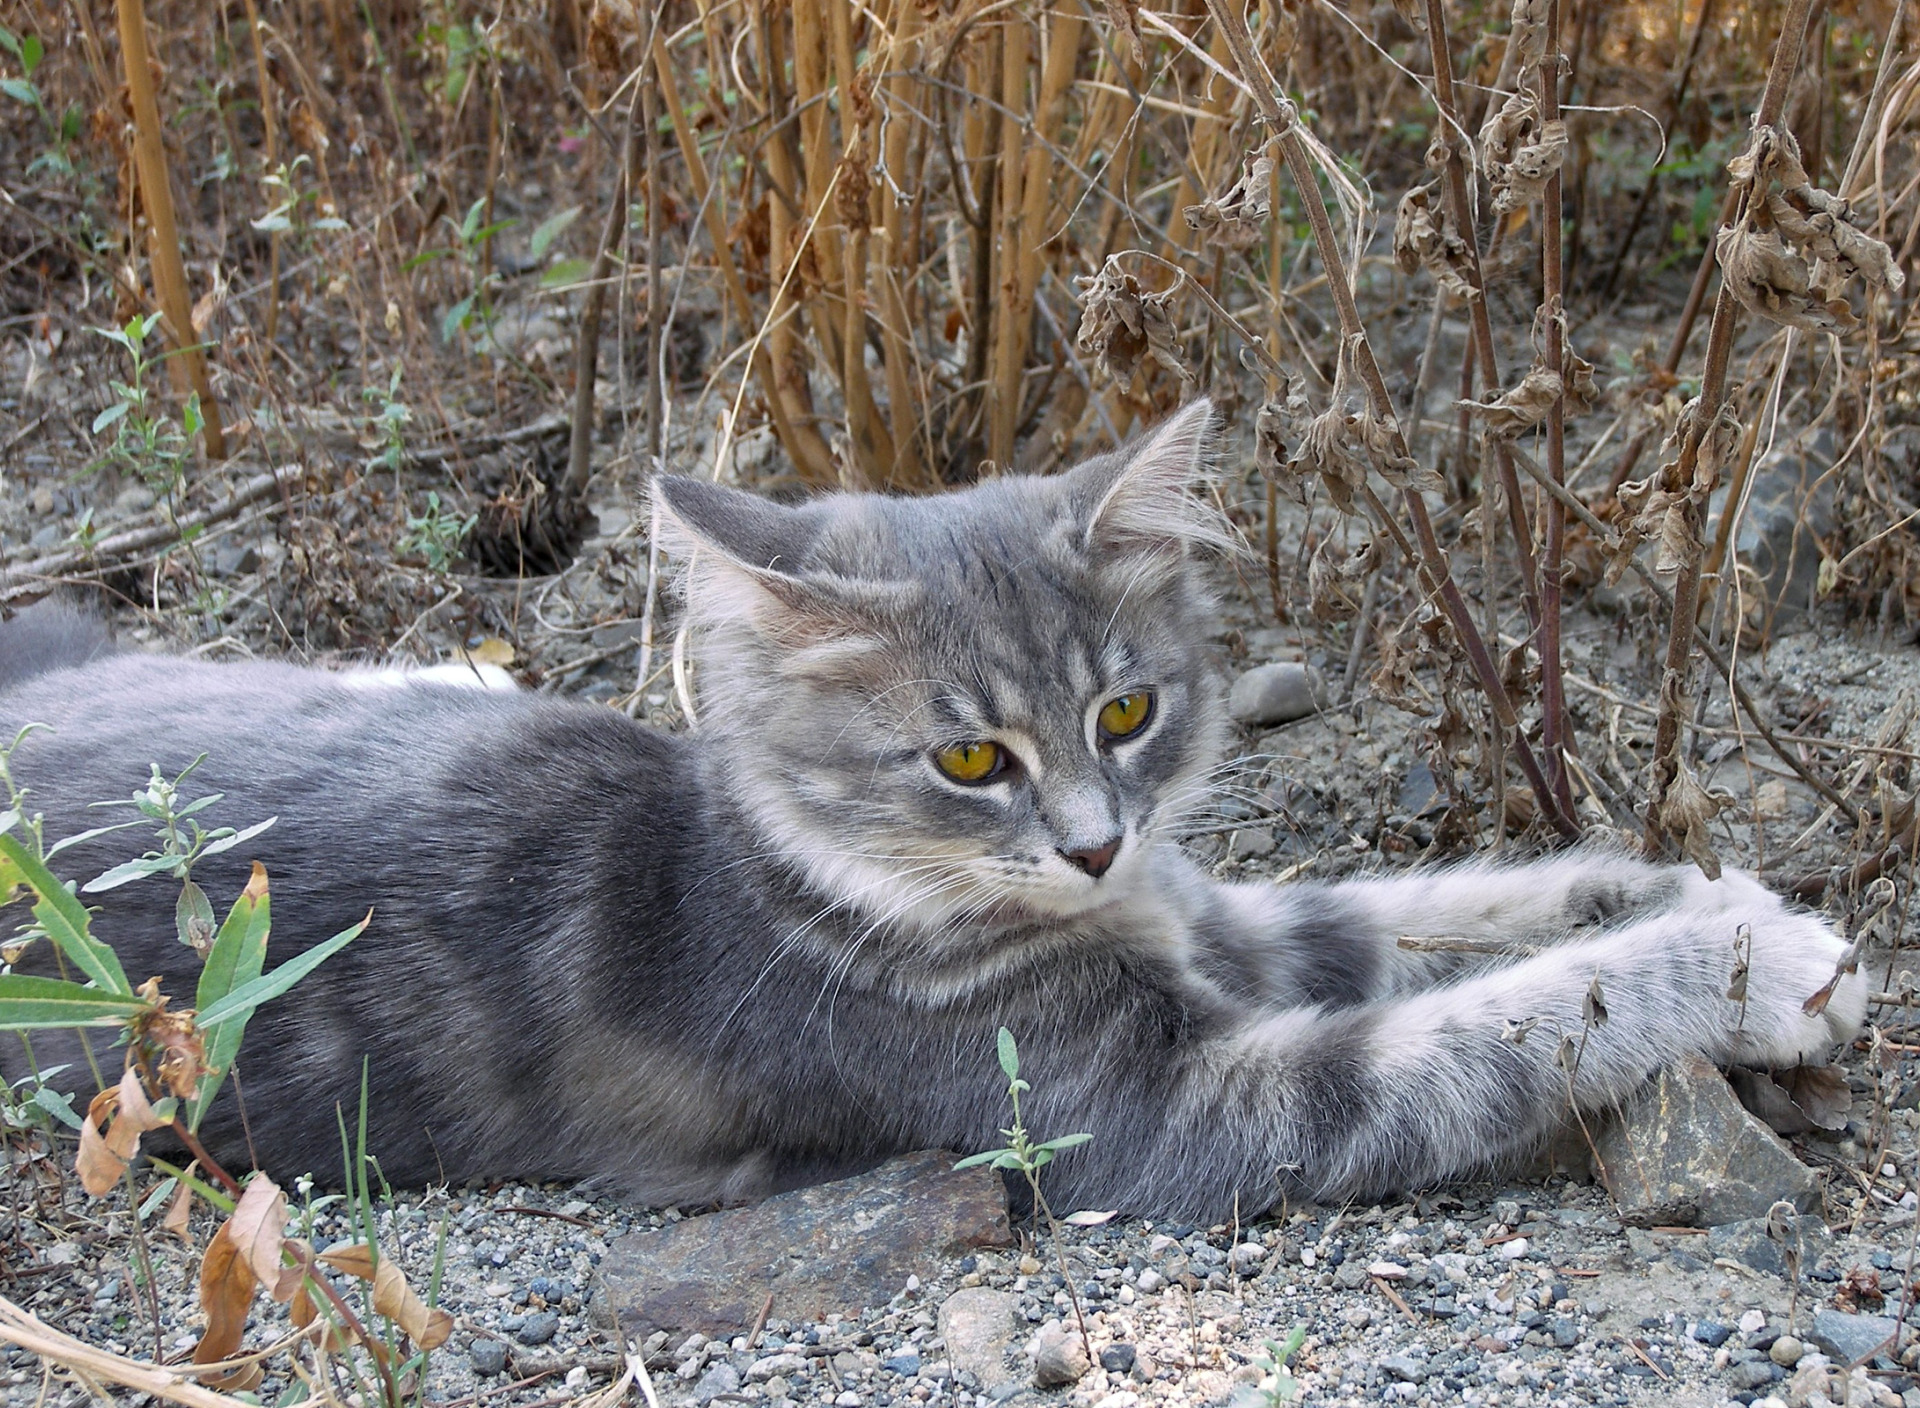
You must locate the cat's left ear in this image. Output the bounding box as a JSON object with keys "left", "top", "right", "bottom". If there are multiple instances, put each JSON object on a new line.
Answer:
{"left": 1070, "top": 399, "right": 1237, "bottom": 561}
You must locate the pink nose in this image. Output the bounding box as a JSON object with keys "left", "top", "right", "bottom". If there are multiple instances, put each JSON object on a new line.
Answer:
{"left": 1062, "top": 837, "right": 1121, "bottom": 878}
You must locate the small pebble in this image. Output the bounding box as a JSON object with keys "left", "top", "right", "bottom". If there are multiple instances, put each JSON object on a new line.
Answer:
{"left": 516, "top": 1310, "right": 559, "bottom": 1346}
{"left": 1770, "top": 1335, "right": 1804, "bottom": 1368}
{"left": 469, "top": 1340, "right": 508, "bottom": 1377}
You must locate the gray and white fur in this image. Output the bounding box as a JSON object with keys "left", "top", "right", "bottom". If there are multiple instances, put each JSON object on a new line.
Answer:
{"left": 0, "top": 402, "right": 1866, "bottom": 1219}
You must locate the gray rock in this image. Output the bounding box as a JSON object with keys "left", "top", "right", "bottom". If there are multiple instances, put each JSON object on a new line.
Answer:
{"left": 1807, "top": 1309, "right": 1900, "bottom": 1365}
{"left": 1727, "top": 1359, "right": 1780, "bottom": 1391}
{"left": 1380, "top": 1354, "right": 1426, "bottom": 1383}
{"left": 469, "top": 1339, "right": 509, "bottom": 1376}
{"left": 939, "top": 1288, "right": 1020, "bottom": 1387}
{"left": 1029, "top": 1322, "right": 1088, "bottom": 1387}
{"left": 1227, "top": 827, "right": 1276, "bottom": 860}
{"left": 1099, "top": 1343, "right": 1136, "bottom": 1374}
{"left": 693, "top": 1362, "right": 742, "bottom": 1403}
{"left": 1693, "top": 1321, "right": 1733, "bottom": 1347}
{"left": 1591, "top": 1056, "right": 1820, "bottom": 1226}
{"left": 595, "top": 1151, "right": 1011, "bottom": 1343}
{"left": 1228, "top": 663, "right": 1327, "bottom": 727}
{"left": 1549, "top": 1318, "right": 1580, "bottom": 1348}
{"left": 1704, "top": 1212, "right": 1833, "bottom": 1278}
{"left": 1714, "top": 434, "right": 1834, "bottom": 621}
{"left": 1769, "top": 1335, "right": 1804, "bottom": 1367}
{"left": 516, "top": 1310, "right": 559, "bottom": 1346}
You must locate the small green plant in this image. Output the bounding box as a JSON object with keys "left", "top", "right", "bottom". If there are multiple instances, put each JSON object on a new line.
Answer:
{"left": 398, "top": 490, "right": 476, "bottom": 572}
{"left": 89, "top": 313, "right": 203, "bottom": 504}
{"left": 956, "top": 1027, "right": 1094, "bottom": 1344}
{"left": 252, "top": 154, "right": 349, "bottom": 244}
{"left": 405, "top": 198, "right": 515, "bottom": 342}
{"left": 0, "top": 25, "right": 81, "bottom": 176}
{"left": 362, "top": 367, "right": 414, "bottom": 474}
{"left": 1229, "top": 1326, "right": 1308, "bottom": 1407}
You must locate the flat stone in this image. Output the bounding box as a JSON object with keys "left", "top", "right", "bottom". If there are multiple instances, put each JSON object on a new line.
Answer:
{"left": 516, "top": 1310, "right": 559, "bottom": 1345}
{"left": 1592, "top": 1056, "right": 1820, "bottom": 1226}
{"left": 939, "top": 1288, "right": 1020, "bottom": 1387}
{"left": 1807, "top": 1308, "right": 1900, "bottom": 1365}
{"left": 594, "top": 1151, "right": 1011, "bottom": 1343}
{"left": 1227, "top": 827, "right": 1276, "bottom": 859}
{"left": 693, "top": 1362, "right": 742, "bottom": 1403}
{"left": 1227, "top": 663, "right": 1327, "bottom": 727}
{"left": 1704, "top": 1212, "right": 1833, "bottom": 1278}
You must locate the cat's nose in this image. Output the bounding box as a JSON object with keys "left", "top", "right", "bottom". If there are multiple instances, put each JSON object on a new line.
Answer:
{"left": 1061, "top": 835, "right": 1122, "bottom": 879}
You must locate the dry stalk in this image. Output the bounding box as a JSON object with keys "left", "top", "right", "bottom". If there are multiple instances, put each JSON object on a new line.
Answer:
{"left": 1645, "top": 0, "right": 1819, "bottom": 860}
{"left": 116, "top": 0, "right": 226, "bottom": 460}
{"left": 1198, "top": 0, "right": 1579, "bottom": 838}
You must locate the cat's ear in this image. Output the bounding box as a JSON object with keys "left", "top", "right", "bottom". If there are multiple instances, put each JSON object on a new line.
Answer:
{"left": 1070, "top": 399, "right": 1238, "bottom": 561}
{"left": 652, "top": 477, "right": 906, "bottom": 668}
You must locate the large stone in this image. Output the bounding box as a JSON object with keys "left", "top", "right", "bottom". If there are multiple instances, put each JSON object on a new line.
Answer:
{"left": 594, "top": 1151, "right": 1011, "bottom": 1343}
{"left": 1592, "top": 1056, "right": 1820, "bottom": 1226}
{"left": 1228, "top": 663, "right": 1327, "bottom": 727}
{"left": 1807, "top": 1309, "right": 1900, "bottom": 1365}
{"left": 938, "top": 1288, "right": 1020, "bottom": 1387}
{"left": 1029, "top": 1321, "right": 1089, "bottom": 1387}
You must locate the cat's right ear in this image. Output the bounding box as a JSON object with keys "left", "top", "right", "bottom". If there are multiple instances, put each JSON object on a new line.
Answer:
{"left": 652, "top": 477, "right": 903, "bottom": 665}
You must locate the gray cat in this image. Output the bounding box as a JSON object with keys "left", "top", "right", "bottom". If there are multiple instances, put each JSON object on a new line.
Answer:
{"left": 0, "top": 402, "right": 1865, "bottom": 1220}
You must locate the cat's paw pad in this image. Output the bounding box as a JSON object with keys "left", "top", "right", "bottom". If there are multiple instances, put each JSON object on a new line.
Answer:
{"left": 1714, "top": 905, "right": 1865, "bottom": 1067}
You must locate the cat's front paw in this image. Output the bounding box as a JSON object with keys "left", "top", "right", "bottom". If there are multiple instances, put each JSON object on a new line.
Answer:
{"left": 1708, "top": 904, "right": 1865, "bottom": 1068}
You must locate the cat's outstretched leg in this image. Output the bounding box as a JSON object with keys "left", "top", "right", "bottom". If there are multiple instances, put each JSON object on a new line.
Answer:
{"left": 1044, "top": 895, "right": 1865, "bottom": 1219}
{"left": 1189, "top": 848, "right": 1790, "bottom": 1005}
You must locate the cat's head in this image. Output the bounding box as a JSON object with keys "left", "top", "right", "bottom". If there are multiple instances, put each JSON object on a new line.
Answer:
{"left": 655, "top": 400, "right": 1234, "bottom": 940}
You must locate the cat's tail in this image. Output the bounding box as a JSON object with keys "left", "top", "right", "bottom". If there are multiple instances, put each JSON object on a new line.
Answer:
{"left": 0, "top": 600, "right": 117, "bottom": 696}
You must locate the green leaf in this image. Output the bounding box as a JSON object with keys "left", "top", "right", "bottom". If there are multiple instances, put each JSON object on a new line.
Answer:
{"left": 0, "top": 973, "right": 146, "bottom": 1028}
{"left": 951, "top": 1149, "right": 1004, "bottom": 1171}
{"left": 82, "top": 852, "right": 185, "bottom": 892}
{"left": 0, "top": 834, "right": 130, "bottom": 995}
{"left": 0, "top": 28, "right": 21, "bottom": 59}
{"left": 189, "top": 875, "right": 273, "bottom": 1127}
{"left": 1033, "top": 1132, "right": 1093, "bottom": 1153}
{"left": 20, "top": 33, "right": 40, "bottom": 74}
{"left": 529, "top": 205, "right": 581, "bottom": 259}
{"left": 996, "top": 1026, "right": 1019, "bottom": 1082}
{"left": 440, "top": 295, "right": 475, "bottom": 343}
{"left": 0, "top": 77, "right": 35, "bottom": 105}
{"left": 196, "top": 816, "right": 277, "bottom": 860}
{"left": 459, "top": 197, "right": 486, "bottom": 244}
{"left": 44, "top": 818, "right": 144, "bottom": 861}
{"left": 175, "top": 879, "right": 215, "bottom": 950}
{"left": 538, "top": 257, "right": 593, "bottom": 290}
{"left": 91, "top": 400, "right": 131, "bottom": 434}
{"left": 31, "top": 1083, "right": 82, "bottom": 1129}
{"left": 196, "top": 911, "right": 369, "bottom": 1028}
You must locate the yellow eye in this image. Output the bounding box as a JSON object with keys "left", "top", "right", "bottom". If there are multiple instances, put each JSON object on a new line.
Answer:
{"left": 1097, "top": 691, "right": 1154, "bottom": 740}
{"left": 935, "top": 740, "right": 1003, "bottom": 784}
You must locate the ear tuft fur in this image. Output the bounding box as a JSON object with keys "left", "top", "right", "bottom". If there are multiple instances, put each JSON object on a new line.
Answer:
{"left": 1077, "top": 400, "right": 1241, "bottom": 560}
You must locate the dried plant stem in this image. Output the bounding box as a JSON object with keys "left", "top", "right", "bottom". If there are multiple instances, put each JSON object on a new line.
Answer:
{"left": 1419, "top": 0, "right": 1542, "bottom": 632}
{"left": 876, "top": 0, "right": 930, "bottom": 487}
{"left": 566, "top": 79, "right": 643, "bottom": 505}
{"left": 1201, "top": 0, "right": 1577, "bottom": 837}
{"left": 116, "top": 0, "right": 226, "bottom": 459}
{"left": 1535, "top": 0, "right": 1576, "bottom": 820}
{"left": 1647, "top": 0, "right": 1819, "bottom": 856}
{"left": 650, "top": 29, "right": 833, "bottom": 484}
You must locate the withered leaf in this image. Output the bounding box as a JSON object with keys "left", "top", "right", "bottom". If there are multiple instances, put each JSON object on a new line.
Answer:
{"left": 1716, "top": 224, "right": 1855, "bottom": 333}
{"left": 1582, "top": 973, "right": 1609, "bottom": 1028}
{"left": 1074, "top": 261, "right": 1189, "bottom": 386}
{"left": 1726, "top": 1063, "right": 1851, "bottom": 1136}
{"left": 163, "top": 1177, "right": 194, "bottom": 1239}
{"left": 1655, "top": 763, "right": 1733, "bottom": 879}
{"left": 1184, "top": 149, "right": 1273, "bottom": 249}
{"left": 1101, "top": 0, "right": 1146, "bottom": 67}
{"left": 318, "top": 1243, "right": 455, "bottom": 1349}
{"left": 1462, "top": 364, "right": 1563, "bottom": 438}
{"left": 1492, "top": 120, "right": 1566, "bottom": 215}
{"left": 1393, "top": 183, "right": 1477, "bottom": 303}
{"left": 1505, "top": 0, "right": 1549, "bottom": 71}
{"left": 77, "top": 1067, "right": 170, "bottom": 1196}
{"left": 1478, "top": 87, "right": 1538, "bottom": 169}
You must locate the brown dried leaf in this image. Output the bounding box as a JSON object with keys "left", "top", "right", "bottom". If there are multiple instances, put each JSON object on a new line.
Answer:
{"left": 1727, "top": 1064, "right": 1851, "bottom": 1136}
{"left": 131, "top": 977, "right": 206, "bottom": 1101}
{"left": 1478, "top": 87, "right": 1538, "bottom": 169}
{"left": 1716, "top": 223, "right": 1855, "bottom": 333}
{"left": 163, "top": 1178, "right": 194, "bottom": 1239}
{"left": 1654, "top": 764, "right": 1732, "bottom": 879}
{"left": 1073, "top": 262, "right": 1189, "bottom": 386}
{"left": 1462, "top": 364, "right": 1563, "bottom": 438}
{"left": 1101, "top": 0, "right": 1146, "bottom": 67}
{"left": 1506, "top": 0, "right": 1549, "bottom": 70}
{"left": 77, "top": 1068, "right": 170, "bottom": 1196}
{"left": 1492, "top": 120, "right": 1566, "bottom": 215}
{"left": 1766, "top": 188, "right": 1905, "bottom": 296}
{"left": 194, "top": 1216, "right": 260, "bottom": 1381}
{"left": 1184, "top": 149, "right": 1273, "bottom": 249}
{"left": 1307, "top": 536, "right": 1379, "bottom": 624}
{"left": 319, "top": 1243, "right": 455, "bottom": 1349}
{"left": 1392, "top": 183, "right": 1477, "bottom": 304}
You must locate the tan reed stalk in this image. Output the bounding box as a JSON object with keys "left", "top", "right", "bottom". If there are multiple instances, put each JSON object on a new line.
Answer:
{"left": 116, "top": 0, "right": 226, "bottom": 459}
{"left": 876, "top": 0, "right": 933, "bottom": 486}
